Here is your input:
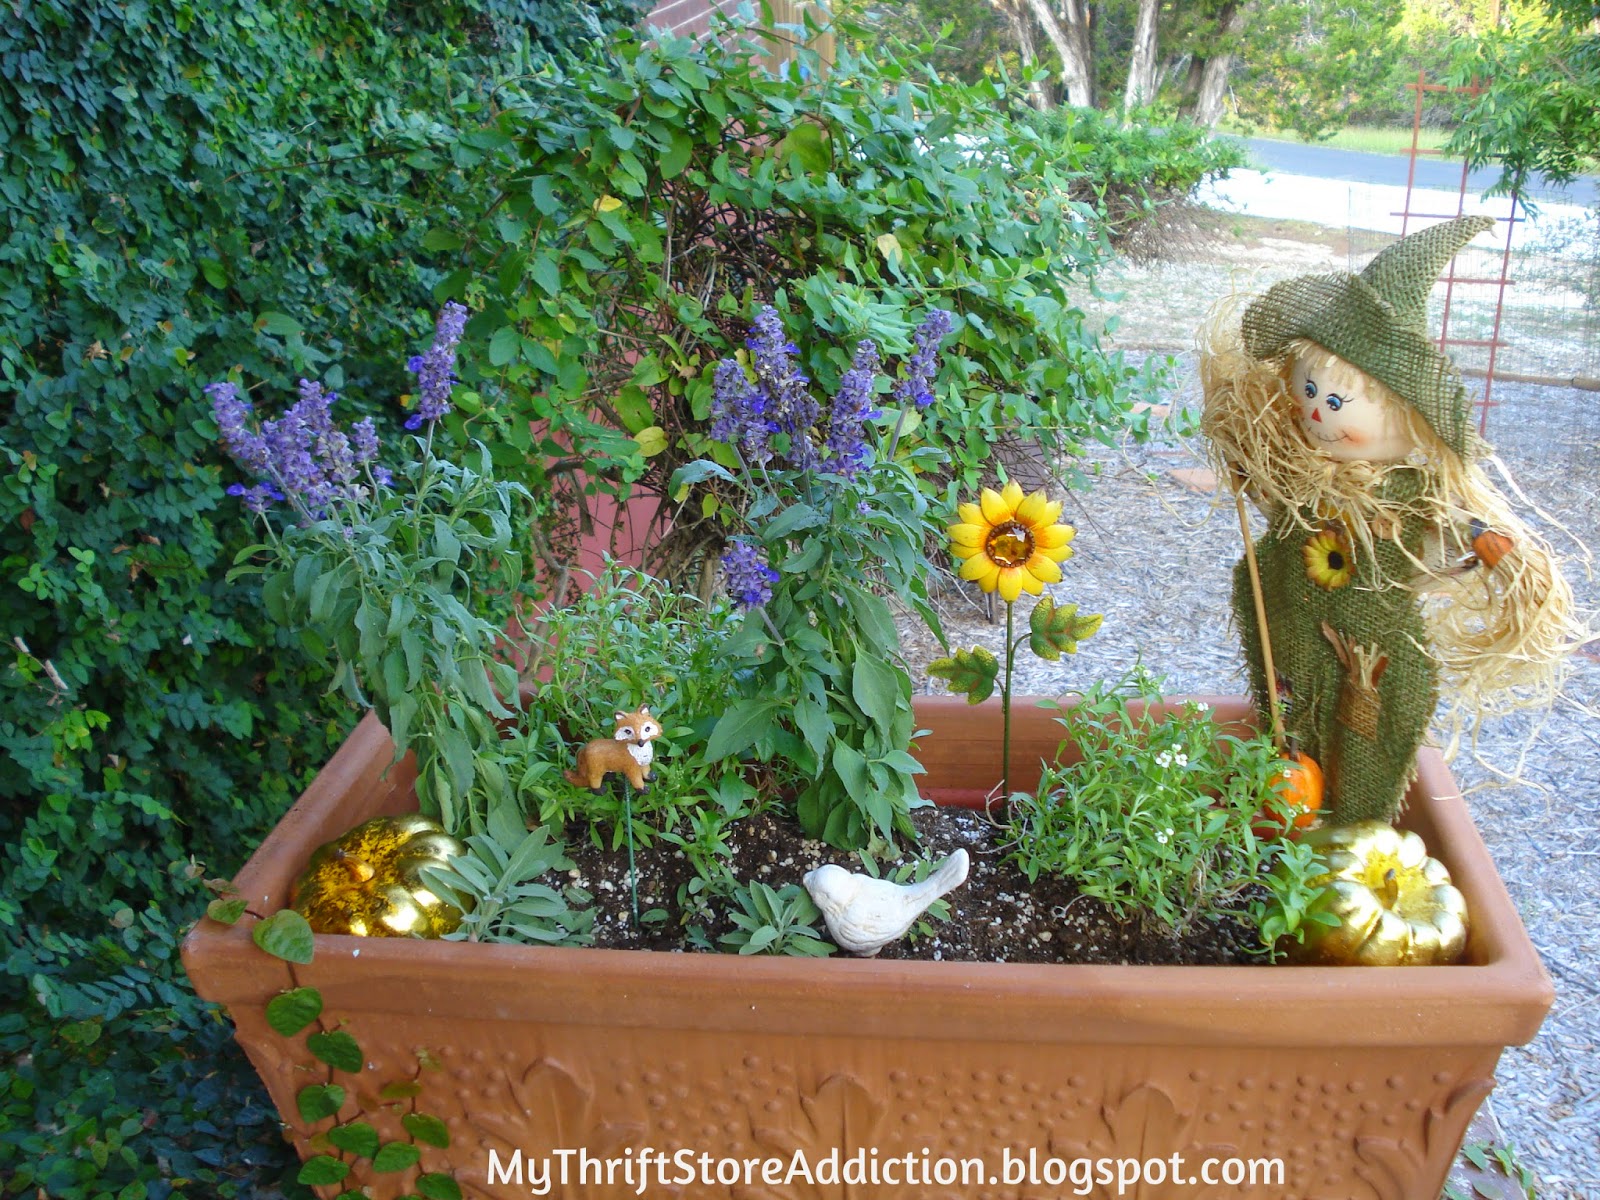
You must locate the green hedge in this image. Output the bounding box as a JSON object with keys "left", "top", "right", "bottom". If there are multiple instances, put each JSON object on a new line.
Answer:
{"left": 0, "top": 2, "right": 639, "bottom": 1195}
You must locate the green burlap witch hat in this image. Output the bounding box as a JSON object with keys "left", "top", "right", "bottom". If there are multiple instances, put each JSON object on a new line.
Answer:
{"left": 1241, "top": 215, "right": 1495, "bottom": 458}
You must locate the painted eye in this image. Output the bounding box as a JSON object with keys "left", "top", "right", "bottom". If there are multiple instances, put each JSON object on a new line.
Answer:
{"left": 617, "top": 726, "right": 634, "bottom": 739}
{"left": 1303, "top": 380, "right": 1318, "bottom": 399}
{"left": 1325, "top": 394, "right": 1344, "bottom": 412}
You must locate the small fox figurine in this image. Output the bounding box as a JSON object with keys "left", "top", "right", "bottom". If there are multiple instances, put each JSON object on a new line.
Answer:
{"left": 562, "top": 708, "right": 661, "bottom": 792}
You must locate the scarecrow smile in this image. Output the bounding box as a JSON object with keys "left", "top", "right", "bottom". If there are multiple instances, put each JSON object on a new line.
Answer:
{"left": 1302, "top": 424, "right": 1350, "bottom": 446}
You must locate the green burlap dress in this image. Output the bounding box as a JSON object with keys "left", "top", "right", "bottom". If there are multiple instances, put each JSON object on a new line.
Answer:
{"left": 1234, "top": 470, "right": 1438, "bottom": 824}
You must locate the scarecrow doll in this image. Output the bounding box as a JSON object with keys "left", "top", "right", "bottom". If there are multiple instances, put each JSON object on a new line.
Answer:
{"left": 1202, "top": 216, "right": 1577, "bottom": 824}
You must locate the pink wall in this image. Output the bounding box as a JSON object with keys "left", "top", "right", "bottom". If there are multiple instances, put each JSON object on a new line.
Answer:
{"left": 642, "top": 0, "right": 744, "bottom": 39}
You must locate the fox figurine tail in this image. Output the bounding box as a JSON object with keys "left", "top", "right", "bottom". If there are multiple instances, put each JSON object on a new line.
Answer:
{"left": 563, "top": 708, "right": 661, "bottom": 792}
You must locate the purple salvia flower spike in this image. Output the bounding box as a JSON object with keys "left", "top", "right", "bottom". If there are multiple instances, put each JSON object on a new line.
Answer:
{"left": 721, "top": 540, "right": 780, "bottom": 609}
{"left": 406, "top": 301, "right": 469, "bottom": 428}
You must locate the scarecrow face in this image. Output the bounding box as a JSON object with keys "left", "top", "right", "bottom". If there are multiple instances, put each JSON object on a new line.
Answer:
{"left": 1291, "top": 345, "right": 1418, "bottom": 464}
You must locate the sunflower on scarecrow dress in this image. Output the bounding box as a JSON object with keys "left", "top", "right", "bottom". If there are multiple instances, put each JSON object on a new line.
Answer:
{"left": 1200, "top": 215, "right": 1581, "bottom": 827}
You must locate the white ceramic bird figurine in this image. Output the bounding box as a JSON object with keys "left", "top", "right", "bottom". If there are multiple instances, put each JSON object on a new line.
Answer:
{"left": 803, "top": 849, "right": 970, "bottom": 957}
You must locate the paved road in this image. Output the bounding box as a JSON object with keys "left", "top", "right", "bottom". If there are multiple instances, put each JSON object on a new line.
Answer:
{"left": 1241, "top": 136, "right": 1599, "bottom": 208}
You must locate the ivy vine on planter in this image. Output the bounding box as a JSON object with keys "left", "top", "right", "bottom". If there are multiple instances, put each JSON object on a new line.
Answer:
{"left": 209, "top": 898, "right": 464, "bottom": 1199}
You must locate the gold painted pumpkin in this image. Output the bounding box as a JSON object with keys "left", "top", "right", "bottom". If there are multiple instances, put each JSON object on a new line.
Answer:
{"left": 291, "top": 815, "right": 468, "bottom": 938}
{"left": 1288, "top": 821, "right": 1469, "bottom": 966}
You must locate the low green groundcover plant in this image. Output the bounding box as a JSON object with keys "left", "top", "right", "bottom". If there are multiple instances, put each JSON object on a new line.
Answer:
{"left": 1007, "top": 669, "right": 1330, "bottom": 950}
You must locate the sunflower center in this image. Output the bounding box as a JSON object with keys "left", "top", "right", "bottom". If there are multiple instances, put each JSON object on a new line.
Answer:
{"left": 986, "top": 522, "right": 1035, "bottom": 568}
{"left": 1326, "top": 550, "right": 1345, "bottom": 571}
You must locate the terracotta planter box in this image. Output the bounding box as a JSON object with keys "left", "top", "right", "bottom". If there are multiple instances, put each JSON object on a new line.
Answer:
{"left": 183, "top": 696, "right": 1551, "bottom": 1200}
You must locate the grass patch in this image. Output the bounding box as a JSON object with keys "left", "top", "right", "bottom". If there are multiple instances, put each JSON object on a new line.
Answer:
{"left": 1238, "top": 124, "right": 1461, "bottom": 160}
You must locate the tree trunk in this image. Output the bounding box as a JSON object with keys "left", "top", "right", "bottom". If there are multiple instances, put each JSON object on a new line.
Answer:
{"left": 992, "top": 0, "right": 1053, "bottom": 109}
{"left": 1122, "top": 0, "right": 1161, "bottom": 110}
{"left": 1024, "top": 0, "right": 1093, "bottom": 107}
{"left": 1193, "top": 2, "right": 1244, "bottom": 127}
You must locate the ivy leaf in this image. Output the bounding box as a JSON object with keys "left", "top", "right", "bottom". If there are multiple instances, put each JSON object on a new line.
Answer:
{"left": 927, "top": 646, "right": 999, "bottom": 705}
{"left": 265, "top": 986, "right": 323, "bottom": 1037}
{"left": 307, "top": 1030, "right": 363, "bottom": 1074}
{"left": 251, "top": 910, "right": 314, "bottom": 963}
{"left": 327, "top": 1120, "right": 380, "bottom": 1160}
{"left": 373, "top": 1142, "right": 422, "bottom": 1173}
{"left": 297, "top": 1156, "right": 350, "bottom": 1186}
{"left": 205, "top": 896, "right": 247, "bottom": 925}
{"left": 1028, "top": 595, "right": 1103, "bottom": 661}
{"left": 417, "top": 1174, "right": 463, "bottom": 1200}
{"left": 296, "top": 1083, "right": 346, "bottom": 1123}
{"left": 402, "top": 1112, "right": 451, "bottom": 1149}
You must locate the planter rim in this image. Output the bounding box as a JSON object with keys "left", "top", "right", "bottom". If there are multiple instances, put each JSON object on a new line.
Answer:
{"left": 184, "top": 694, "right": 1553, "bottom": 1050}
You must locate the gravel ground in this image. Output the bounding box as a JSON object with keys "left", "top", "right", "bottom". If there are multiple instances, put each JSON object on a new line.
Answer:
{"left": 904, "top": 223, "right": 1600, "bottom": 1198}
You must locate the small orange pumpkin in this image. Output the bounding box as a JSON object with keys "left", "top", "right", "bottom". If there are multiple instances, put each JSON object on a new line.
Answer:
{"left": 1253, "top": 751, "right": 1324, "bottom": 839}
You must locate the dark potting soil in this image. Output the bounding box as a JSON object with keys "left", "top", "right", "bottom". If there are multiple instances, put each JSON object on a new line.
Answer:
{"left": 552, "top": 804, "right": 1271, "bottom": 966}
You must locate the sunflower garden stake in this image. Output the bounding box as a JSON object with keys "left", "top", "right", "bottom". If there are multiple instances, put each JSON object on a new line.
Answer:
{"left": 932, "top": 481, "right": 1101, "bottom": 799}
{"left": 1201, "top": 215, "right": 1579, "bottom": 827}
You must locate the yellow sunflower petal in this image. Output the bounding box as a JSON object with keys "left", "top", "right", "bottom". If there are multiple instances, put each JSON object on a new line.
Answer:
{"left": 950, "top": 542, "right": 982, "bottom": 561}
{"left": 957, "top": 502, "right": 984, "bottom": 527}
{"left": 1035, "top": 524, "right": 1076, "bottom": 550}
{"left": 1000, "top": 479, "right": 1025, "bottom": 514}
{"left": 1018, "top": 569, "right": 1046, "bottom": 596}
{"left": 1014, "top": 489, "right": 1049, "bottom": 527}
{"left": 979, "top": 487, "right": 1012, "bottom": 526}
{"left": 1038, "top": 541, "right": 1076, "bottom": 563}
{"left": 1025, "top": 553, "right": 1063, "bottom": 584}
{"left": 1036, "top": 499, "right": 1064, "bottom": 527}
{"left": 959, "top": 555, "right": 1000, "bottom": 591}
{"left": 949, "top": 523, "right": 985, "bottom": 549}
{"left": 997, "top": 567, "right": 1024, "bottom": 603}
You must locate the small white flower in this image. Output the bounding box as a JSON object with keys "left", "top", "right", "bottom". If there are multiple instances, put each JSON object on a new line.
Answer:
{"left": 1174, "top": 751, "right": 1189, "bottom": 768}
{"left": 1193, "top": 700, "right": 1210, "bottom": 712}
{"left": 1155, "top": 750, "right": 1173, "bottom": 768}
{"left": 1155, "top": 829, "right": 1170, "bottom": 845}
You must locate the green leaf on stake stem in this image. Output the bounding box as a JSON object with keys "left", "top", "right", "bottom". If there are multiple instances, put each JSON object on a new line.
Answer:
{"left": 307, "top": 1029, "right": 363, "bottom": 1074}
{"left": 266, "top": 986, "right": 323, "bottom": 1036}
{"left": 252, "top": 909, "right": 314, "bottom": 963}
{"left": 1028, "top": 595, "right": 1104, "bottom": 661}
{"left": 927, "top": 646, "right": 999, "bottom": 705}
